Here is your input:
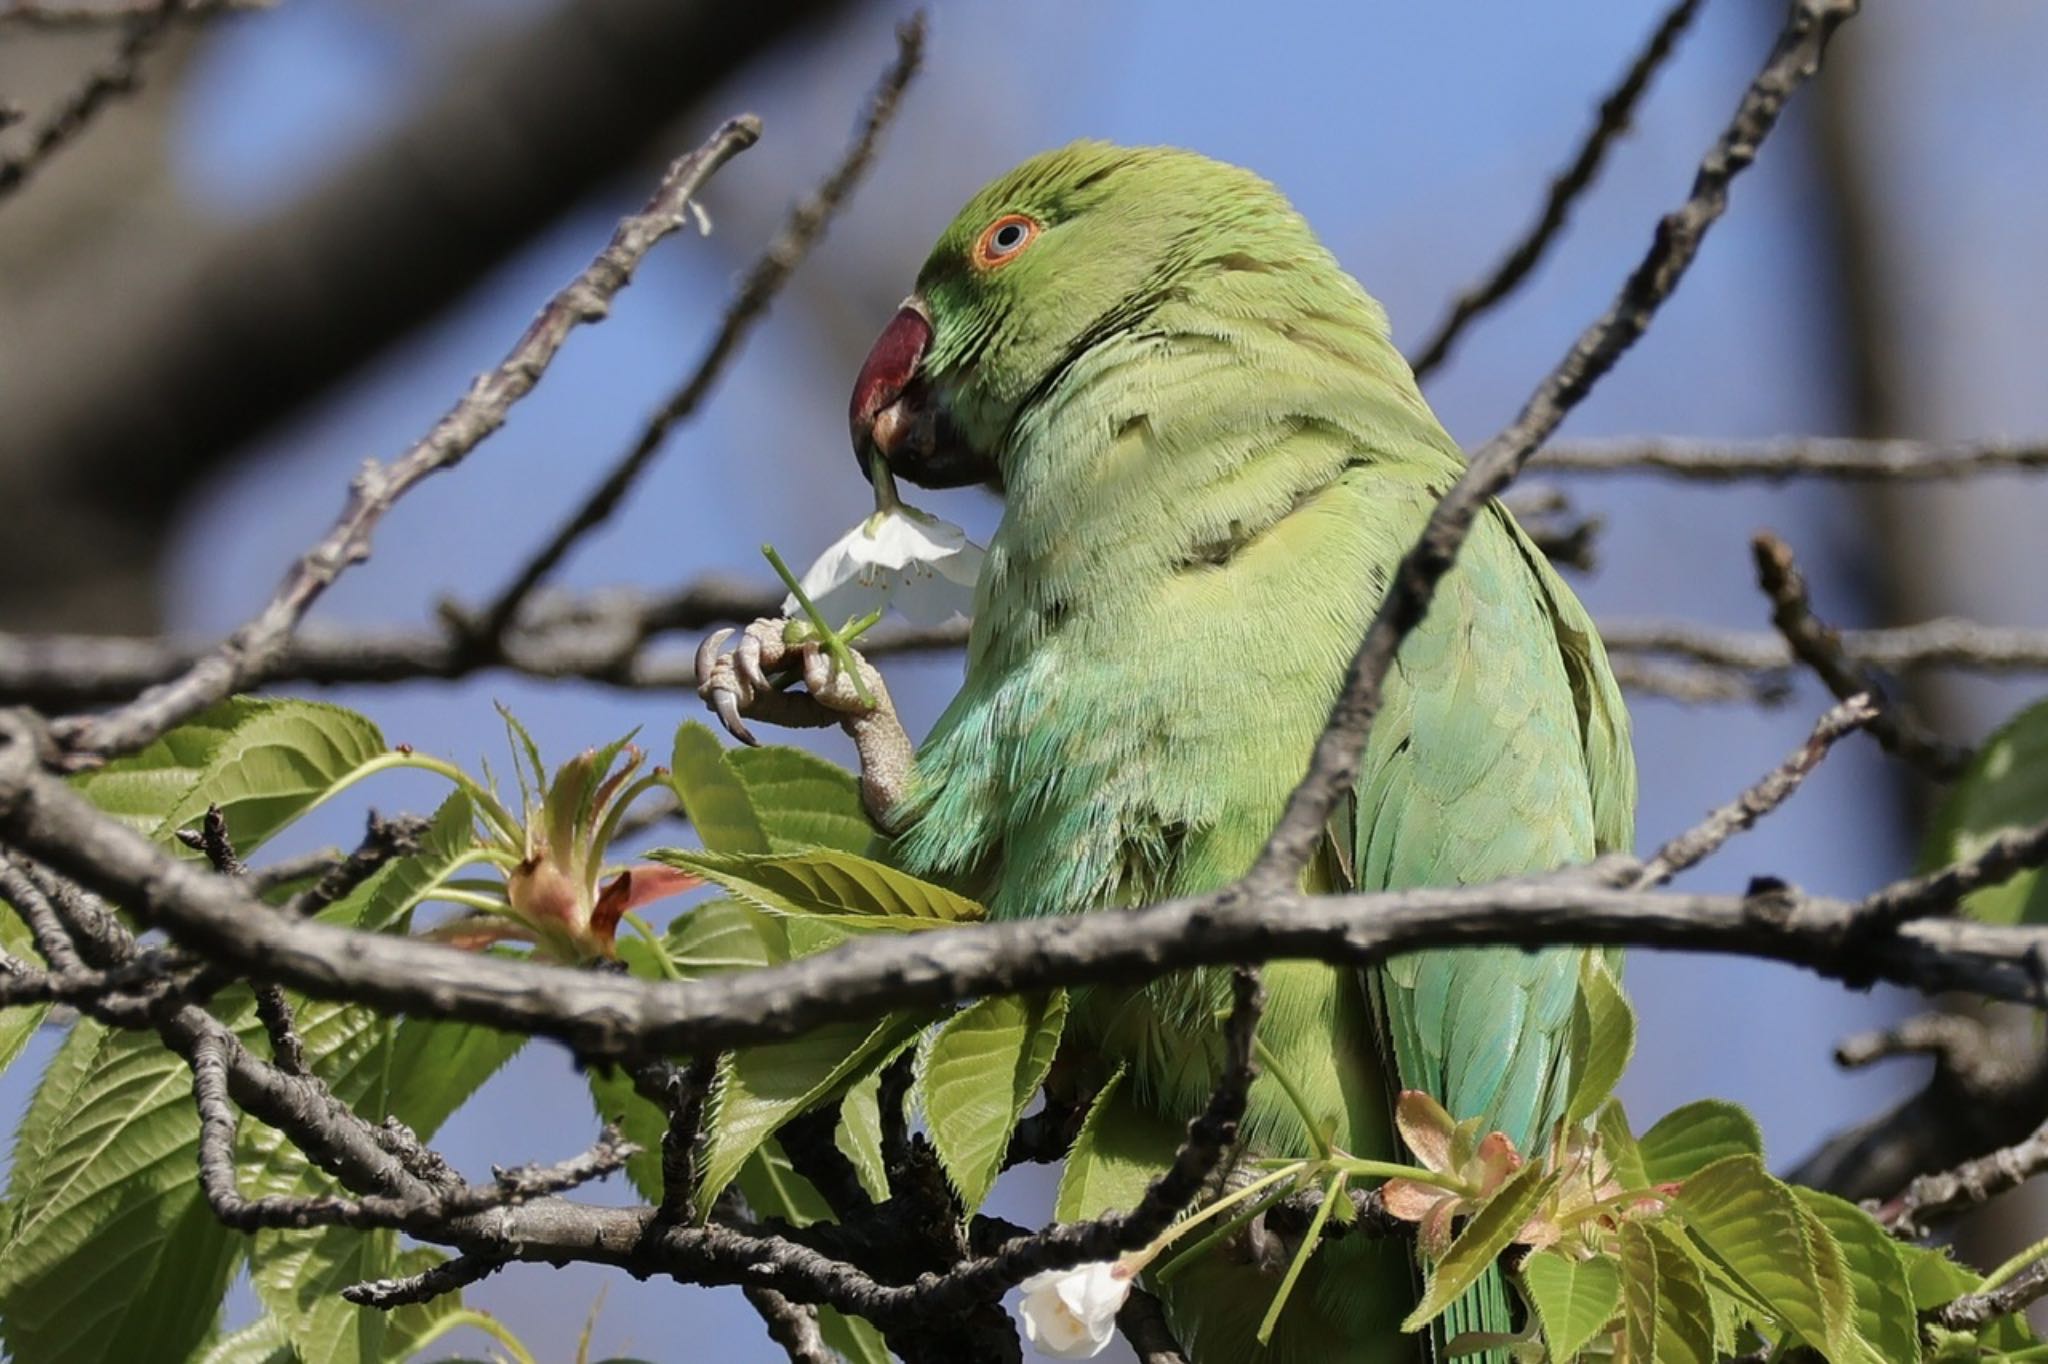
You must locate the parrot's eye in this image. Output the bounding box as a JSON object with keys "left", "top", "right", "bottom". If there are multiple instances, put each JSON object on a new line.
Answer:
{"left": 974, "top": 213, "right": 1040, "bottom": 268}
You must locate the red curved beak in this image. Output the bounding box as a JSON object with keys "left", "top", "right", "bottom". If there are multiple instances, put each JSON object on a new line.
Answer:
{"left": 850, "top": 301, "right": 932, "bottom": 470}
{"left": 848, "top": 298, "right": 991, "bottom": 489}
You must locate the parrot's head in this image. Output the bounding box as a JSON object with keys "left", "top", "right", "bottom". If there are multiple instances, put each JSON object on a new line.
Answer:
{"left": 849, "top": 140, "right": 1316, "bottom": 490}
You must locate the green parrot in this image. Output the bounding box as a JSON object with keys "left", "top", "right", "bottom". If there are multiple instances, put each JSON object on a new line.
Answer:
{"left": 707, "top": 141, "right": 1635, "bottom": 1360}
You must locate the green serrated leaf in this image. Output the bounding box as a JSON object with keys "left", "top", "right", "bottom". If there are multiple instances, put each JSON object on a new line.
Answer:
{"left": 1921, "top": 697, "right": 2048, "bottom": 924}
{"left": 1, "top": 900, "right": 49, "bottom": 1078}
{"left": 0, "top": 1018, "right": 245, "bottom": 1364}
{"left": 736, "top": 1139, "right": 838, "bottom": 1227}
{"left": 245, "top": 884, "right": 518, "bottom": 1364}
{"left": 586, "top": 1060, "right": 666, "bottom": 1204}
{"left": 1617, "top": 1220, "right": 1715, "bottom": 1364}
{"left": 1638, "top": 1100, "right": 1763, "bottom": 1185}
{"left": 1402, "top": 1161, "right": 1554, "bottom": 1333}
{"left": 728, "top": 744, "right": 876, "bottom": 855}
{"left": 324, "top": 792, "right": 480, "bottom": 934}
{"left": 1796, "top": 1187, "right": 1918, "bottom": 1364}
{"left": 1565, "top": 955, "right": 1635, "bottom": 1125}
{"left": 1055, "top": 1066, "right": 1186, "bottom": 1223}
{"left": 696, "top": 1012, "right": 925, "bottom": 1216}
{"left": 242, "top": 995, "right": 402, "bottom": 1364}
{"left": 818, "top": 1307, "right": 892, "bottom": 1364}
{"left": 189, "top": 1315, "right": 295, "bottom": 1364}
{"left": 70, "top": 697, "right": 268, "bottom": 837}
{"left": 664, "top": 897, "right": 785, "bottom": 975}
{"left": 668, "top": 722, "right": 770, "bottom": 853}
{"left": 649, "top": 847, "right": 985, "bottom": 926}
{"left": 837, "top": 1036, "right": 914, "bottom": 1205}
{"left": 1901, "top": 1241, "right": 1984, "bottom": 1311}
{"left": 1676, "top": 1155, "right": 1870, "bottom": 1363}
{"left": 587, "top": 900, "right": 789, "bottom": 1203}
{"left": 148, "top": 697, "right": 387, "bottom": 854}
{"left": 921, "top": 991, "right": 1067, "bottom": 1213}
{"left": 1521, "top": 1247, "right": 1620, "bottom": 1361}
{"left": 1596, "top": 1098, "right": 1648, "bottom": 1192}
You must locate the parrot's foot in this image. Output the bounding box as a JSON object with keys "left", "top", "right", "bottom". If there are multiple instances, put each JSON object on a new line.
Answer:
{"left": 695, "top": 619, "right": 914, "bottom": 832}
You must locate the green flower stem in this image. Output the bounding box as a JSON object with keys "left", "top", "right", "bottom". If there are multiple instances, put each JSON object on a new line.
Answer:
{"left": 1252, "top": 1036, "right": 1333, "bottom": 1161}
{"left": 623, "top": 911, "right": 682, "bottom": 982}
{"left": 1152, "top": 1181, "right": 1296, "bottom": 1286}
{"left": 428, "top": 889, "right": 516, "bottom": 915}
{"left": 764, "top": 542, "right": 873, "bottom": 705}
{"left": 403, "top": 1308, "right": 538, "bottom": 1364}
{"left": 1257, "top": 1170, "right": 1347, "bottom": 1345}
{"left": 314, "top": 749, "right": 525, "bottom": 845}
{"left": 870, "top": 447, "right": 904, "bottom": 514}
{"left": 1328, "top": 1156, "right": 1463, "bottom": 1189}
{"left": 1982, "top": 1234, "right": 2048, "bottom": 1293}
{"left": 1134, "top": 1159, "right": 1313, "bottom": 1268}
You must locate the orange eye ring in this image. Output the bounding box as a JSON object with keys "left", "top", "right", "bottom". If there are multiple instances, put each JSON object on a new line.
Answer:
{"left": 973, "top": 213, "right": 1040, "bottom": 269}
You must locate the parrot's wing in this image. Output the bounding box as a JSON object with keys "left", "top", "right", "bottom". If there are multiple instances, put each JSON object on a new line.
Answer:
{"left": 1353, "top": 502, "right": 1628, "bottom": 1362}
{"left": 1356, "top": 501, "right": 1616, "bottom": 1152}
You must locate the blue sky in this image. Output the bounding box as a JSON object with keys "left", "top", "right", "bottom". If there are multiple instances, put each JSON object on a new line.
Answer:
{"left": 8, "top": 2, "right": 2048, "bottom": 1359}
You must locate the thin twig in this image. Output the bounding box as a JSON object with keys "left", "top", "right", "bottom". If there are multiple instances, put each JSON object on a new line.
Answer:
{"left": 742, "top": 1285, "right": 834, "bottom": 1364}
{"left": 1248, "top": 0, "right": 1862, "bottom": 890}
{"left": 1929, "top": 1259, "right": 2048, "bottom": 1333}
{"left": 1409, "top": 0, "right": 1707, "bottom": 378}
{"left": 46, "top": 116, "right": 762, "bottom": 762}
{"left": 1538, "top": 434, "right": 2048, "bottom": 480}
{"left": 470, "top": 14, "right": 925, "bottom": 645}
{"left": 1602, "top": 616, "right": 2048, "bottom": 677}
{"left": 0, "top": 581, "right": 968, "bottom": 708}
{"left": 1632, "top": 694, "right": 1876, "bottom": 886}
{"left": 0, "top": 2, "right": 185, "bottom": 203}
{"left": 1752, "top": 532, "right": 1972, "bottom": 778}
{"left": 1884, "top": 1118, "right": 2048, "bottom": 1240}
{"left": 342, "top": 1252, "right": 509, "bottom": 1310}
{"left": 0, "top": 0, "right": 266, "bottom": 23}
{"left": 633, "top": 1054, "right": 719, "bottom": 1226}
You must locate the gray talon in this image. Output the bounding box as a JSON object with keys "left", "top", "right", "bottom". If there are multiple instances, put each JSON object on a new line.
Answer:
{"left": 736, "top": 631, "right": 771, "bottom": 693}
{"left": 696, "top": 628, "right": 735, "bottom": 684}
{"left": 713, "top": 688, "right": 758, "bottom": 746}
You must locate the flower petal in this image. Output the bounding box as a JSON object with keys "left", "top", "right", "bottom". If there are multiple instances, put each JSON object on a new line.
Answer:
{"left": 782, "top": 508, "right": 985, "bottom": 626}
{"left": 592, "top": 866, "right": 701, "bottom": 944}
{"left": 1380, "top": 1179, "right": 1446, "bottom": 1223}
{"left": 1394, "top": 1090, "right": 1458, "bottom": 1173}
{"left": 1017, "top": 1263, "right": 1127, "bottom": 1358}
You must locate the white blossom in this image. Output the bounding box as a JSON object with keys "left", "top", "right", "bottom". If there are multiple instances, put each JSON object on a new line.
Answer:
{"left": 782, "top": 505, "right": 983, "bottom": 627}
{"left": 1015, "top": 1261, "right": 1132, "bottom": 1359}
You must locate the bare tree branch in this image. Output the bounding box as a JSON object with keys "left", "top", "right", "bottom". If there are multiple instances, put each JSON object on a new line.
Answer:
{"left": 1408, "top": 0, "right": 1706, "bottom": 378}
{"left": 45, "top": 116, "right": 762, "bottom": 762}
{"left": 0, "top": 0, "right": 189, "bottom": 203}
{"left": 743, "top": 1285, "right": 835, "bottom": 1364}
{"left": 1538, "top": 434, "right": 2048, "bottom": 480}
{"left": 1753, "top": 531, "right": 1973, "bottom": 778}
{"left": 342, "top": 1252, "right": 508, "bottom": 1310}
{"left": 1632, "top": 694, "right": 1876, "bottom": 886}
{"left": 1930, "top": 1258, "right": 2048, "bottom": 1333}
{"left": 0, "top": 0, "right": 265, "bottom": 24}
{"left": 1791, "top": 1011, "right": 2048, "bottom": 1210}
{"left": 470, "top": 14, "right": 927, "bottom": 646}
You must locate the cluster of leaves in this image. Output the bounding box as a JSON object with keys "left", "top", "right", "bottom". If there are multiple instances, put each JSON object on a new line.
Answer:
{"left": 1386, "top": 957, "right": 2038, "bottom": 1362}
{"left": 6, "top": 693, "right": 2048, "bottom": 1363}
{"left": 0, "top": 699, "right": 646, "bottom": 1364}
